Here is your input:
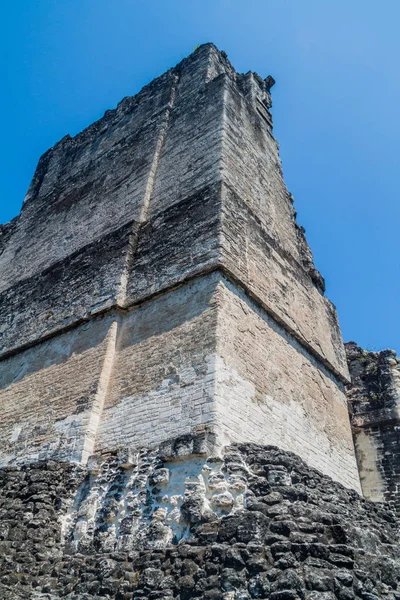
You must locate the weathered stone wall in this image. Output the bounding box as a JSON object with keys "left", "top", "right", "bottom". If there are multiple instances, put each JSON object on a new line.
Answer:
{"left": 0, "top": 43, "right": 348, "bottom": 376}
{"left": 346, "top": 342, "right": 400, "bottom": 511}
{"left": 0, "top": 440, "right": 398, "bottom": 599}
{"left": 0, "top": 315, "right": 118, "bottom": 466}
{"left": 0, "top": 68, "right": 177, "bottom": 292}
{"left": 0, "top": 45, "right": 222, "bottom": 356}
{"left": 214, "top": 278, "right": 359, "bottom": 491}
{"left": 91, "top": 273, "right": 360, "bottom": 491}
{"left": 219, "top": 183, "right": 347, "bottom": 380}
{"left": 95, "top": 275, "right": 219, "bottom": 455}
{"left": 0, "top": 43, "right": 358, "bottom": 490}
{"left": 0, "top": 224, "right": 130, "bottom": 356}
{"left": 0, "top": 270, "right": 361, "bottom": 491}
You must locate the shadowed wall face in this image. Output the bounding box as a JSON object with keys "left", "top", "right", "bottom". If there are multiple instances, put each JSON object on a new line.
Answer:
{"left": 0, "top": 316, "right": 116, "bottom": 465}
{"left": 0, "top": 44, "right": 361, "bottom": 492}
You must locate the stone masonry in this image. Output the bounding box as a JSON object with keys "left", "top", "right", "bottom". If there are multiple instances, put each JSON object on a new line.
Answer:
{"left": 1, "top": 43, "right": 400, "bottom": 599}
{"left": 0, "top": 43, "right": 361, "bottom": 491}
{"left": 346, "top": 342, "right": 400, "bottom": 511}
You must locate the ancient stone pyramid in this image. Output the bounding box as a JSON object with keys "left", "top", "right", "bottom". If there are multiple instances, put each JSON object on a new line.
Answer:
{"left": 0, "top": 43, "right": 399, "bottom": 599}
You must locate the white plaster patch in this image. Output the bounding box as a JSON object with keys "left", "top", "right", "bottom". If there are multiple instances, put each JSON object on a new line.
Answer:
{"left": 213, "top": 354, "right": 361, "bottom": 492}
{"left": 63, "top": 449, "right": 248, "bottom": 552}
{"left": 10, "top": 426, "right": 21, "bottom": 442}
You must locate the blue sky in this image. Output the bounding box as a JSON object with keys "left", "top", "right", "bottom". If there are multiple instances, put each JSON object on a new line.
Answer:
{"left": 2, "top": 0, "right": 399, "bottom": 352}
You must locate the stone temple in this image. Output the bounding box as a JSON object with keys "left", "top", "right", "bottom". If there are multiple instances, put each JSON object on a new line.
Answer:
{"left": 0, "top": 44, "right": 399, "bottom": 599}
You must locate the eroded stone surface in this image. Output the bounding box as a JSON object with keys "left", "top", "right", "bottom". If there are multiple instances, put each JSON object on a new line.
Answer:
{"left": 0, "top": 440, "right": 398, "bottom": 599}
{"left": 346, "top": 342, "right": 400, "bottom": 511}
{"left": 1, "top": 42, "right": 397, "bottom": 599}
{"left": 0, "top": 43, "right": 358, "bottom": 487}
{"left": 0, "top": 43, "right": 349, "bottom": 378}
{"left": 0, "top": 270, "right": 361, "bottom": 491}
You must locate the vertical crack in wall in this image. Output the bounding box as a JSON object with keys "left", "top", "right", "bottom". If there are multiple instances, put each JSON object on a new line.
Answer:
{"left": 80, "top": 318, "right": 119, "bottom": 465}
{"left": 116, "top": 73, "right": 179, "bottom": 308}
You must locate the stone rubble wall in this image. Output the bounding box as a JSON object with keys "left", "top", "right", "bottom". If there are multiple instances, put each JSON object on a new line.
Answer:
{"left": 0, "top": 438, "right": 398, "bottom": 599}
{"left": 346, "top": 343, "right": 400, "bottom": 511}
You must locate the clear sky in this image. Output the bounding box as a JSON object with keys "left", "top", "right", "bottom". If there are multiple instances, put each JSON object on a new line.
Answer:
{"left": 2, "top": 0, "right": 399, "bottom": 352}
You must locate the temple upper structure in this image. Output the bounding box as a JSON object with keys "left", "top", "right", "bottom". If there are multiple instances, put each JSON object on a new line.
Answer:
{"left": 0, "top": 44, "right": 361, "bottom": 492}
